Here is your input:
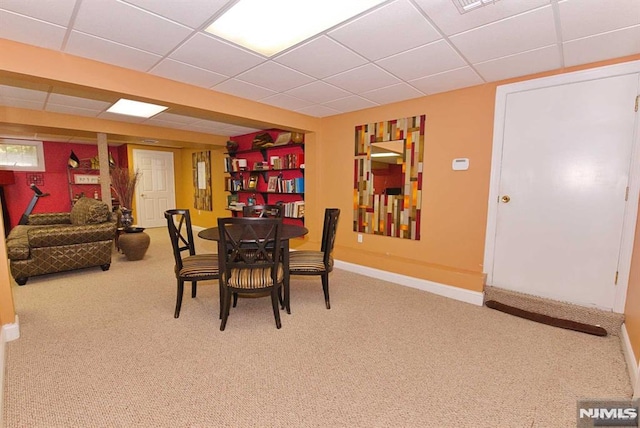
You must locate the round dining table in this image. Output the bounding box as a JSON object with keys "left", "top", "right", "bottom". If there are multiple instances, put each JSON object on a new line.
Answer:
{"left": 198, "top": 223, "right": 308, "bottom": 314}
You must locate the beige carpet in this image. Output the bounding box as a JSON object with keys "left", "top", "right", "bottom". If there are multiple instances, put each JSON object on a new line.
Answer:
{"left": 3, "top": 227, "right": 633, "bottom": 427}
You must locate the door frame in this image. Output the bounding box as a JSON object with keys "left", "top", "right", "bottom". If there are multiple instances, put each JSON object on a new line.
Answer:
{"left": 484, "top": 60, "right": 640, "bottom": 313}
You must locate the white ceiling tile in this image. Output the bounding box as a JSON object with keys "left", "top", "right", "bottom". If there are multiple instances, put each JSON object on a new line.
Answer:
{"left": 0, "top": 86, "right": 48, "bottom": 102}
{"left": 361, "top": 83, "right": 424, "bottom": 105}
{"left": 150, "top": 59, "right": 228, "bottom": 88}
{"left": 414, "top": 0, "right": 549, "bottom": 36}
{"left": 183, "top": 118, "right": 227, "bottom": 129}
{"left": 146, "top": 112, "right": 200, "bottom": 125}
{"left": 563, "top": 25, "right": 640, "bottom": 67}
{"left": 74, "top": 0, "right": 192, "bottom": 56}
{"left": 285, "top": 81, "right": 351, "bottom": 104}
{"left": 213, "top": 79, "right": 277, "bottom": 101}
{"left": 170, "top": 33, "right": 264, "bottom": 76}
{"left": 274, "top": 36, "right": 367, "bottom": 79}
{"left": 322, "top": 96, "right": 379, "bottom": 113}
{"left": 450, "top": 6, "right": 557, "bottom": 63}
{"left": 47, "top": 93, "right": 111, "bottom": 111}
{"left": 474, "top": 45, "right": 561, "bottom": 82}
{"left": 376, "top": 40, "right": 466, "bottom": 81}
{"left": 66, "top": 31, "right": 162, "bottom": 72}
{"left": 0, "top": 0, "right": 77, "bottom": 26}
{"left": 0, "top": 98, "right": 45, "bottom": 110}
{"left": 295, "top": 104, "right": 342, "bottom": 118}
{"left": 259, "top": 94, "right": 314, "bottom": 111}
{"left": 122, "top": 0, "right": 229, "bottom": 28}
{"left": 236, "top": 62, "right": 315, "bottom": 92}
{"left": 325, "top": 64, "right": 401, "bottom": 94}
{"left": 409, "top": 67, "right": 483, "bottom": 95}
{"left": 225, "top": 125, "right": 263, "bottom": 137}
{"left": 328, "top": 0, "right": 441, "bottom": 61}
{"left": 45, "top": 104, "right": 102, "bottom": 117}
{"left": 0, "top": 10, "right": 66, "bottom": 51}
{"left": 180, "top": 124, "right": 225, "bottom": 134}
{"left": 559, "top": 0, "right": 640, "bottom": 41}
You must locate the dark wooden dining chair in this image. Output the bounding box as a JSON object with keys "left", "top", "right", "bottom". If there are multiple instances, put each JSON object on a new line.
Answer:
{"left": 289, "top": 208, "right": 340, "bottom": 309}
{"left": 242, "top": 204, "right": 284, "bottom": 218}
{"left": 217, "top": 217, "right": 284, "bottom": 330}
{"left": 164, "top": 209, "right": 219, "bottom": 318}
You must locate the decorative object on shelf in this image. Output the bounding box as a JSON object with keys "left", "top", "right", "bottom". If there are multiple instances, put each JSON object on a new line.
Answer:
{"left": 110, "top": 166, "right": 141, "bottom": 229}
{"left": 68, "top": 151, "right": 80, "bottom": 168}
{"left": 252, "top": 132, "right": 273, "bottom": 149}
{"left": 291, "top": 132, "right": 304, "bottom": 144}
{"left": 226, "top": 140, "right": 239, "bottom": 154}
{"left": 90, "top": 156, "right": 100, "bottom": 169}
{"left": 273, "top": 132, "right": 291, "bottom": 146}
{"left": 108, "top": 152, "right": 116, "bottom": 167}
{"left": 247, "top": 174, "right": 258, "bottom": 190}
{"left": 74, "top": 174, "right": 100, "bottom": 184}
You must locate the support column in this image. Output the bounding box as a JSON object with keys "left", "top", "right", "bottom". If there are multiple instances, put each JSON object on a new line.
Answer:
{"left": 97, "top": 133, "right": 112, "bottom": 211}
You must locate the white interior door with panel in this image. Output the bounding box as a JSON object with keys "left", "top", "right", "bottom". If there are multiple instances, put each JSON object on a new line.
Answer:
{"left": 133, "top": 149, "right": 175, "bottom": 228}
{"left": 485, "top": 63, "right": 640, "bottom": 312}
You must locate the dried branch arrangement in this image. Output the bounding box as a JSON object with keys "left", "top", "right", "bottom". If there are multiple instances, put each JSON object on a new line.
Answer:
{"left": 110, "top": 166, "right": 141, "bottom": 209}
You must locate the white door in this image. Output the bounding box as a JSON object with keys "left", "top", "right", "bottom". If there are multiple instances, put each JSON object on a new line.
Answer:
{"left": 487, "top": 73, "right": 639, "bottom": 311}
{"left": 133, "top": 149, "right": 175, "bottom": 228}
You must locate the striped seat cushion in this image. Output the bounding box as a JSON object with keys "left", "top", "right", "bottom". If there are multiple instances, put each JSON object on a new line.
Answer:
{"left": 289, "top": 251, "right": 332, "bottom": 273}
{"left": 179, "top": 254, "right": 219, "bottom": 279}
{"left": 227, "top": 263, "right": 284, "bottom": 289}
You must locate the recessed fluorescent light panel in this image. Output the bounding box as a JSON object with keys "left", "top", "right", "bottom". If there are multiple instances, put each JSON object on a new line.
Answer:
{"left": 206, "top": 0, "right": 387, "bottom": 57}
{"left": 106, "top": 99, "right": 168, "bottom": 118}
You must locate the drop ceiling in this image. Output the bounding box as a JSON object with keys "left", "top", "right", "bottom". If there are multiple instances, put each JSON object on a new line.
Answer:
{"left": 0, "top": 0, "right": 639, "bottom": 145}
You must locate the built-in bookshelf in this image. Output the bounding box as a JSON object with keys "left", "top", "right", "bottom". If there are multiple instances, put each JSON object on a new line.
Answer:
{"left": 224, "top": 130, "right": 305, "bottom": 222}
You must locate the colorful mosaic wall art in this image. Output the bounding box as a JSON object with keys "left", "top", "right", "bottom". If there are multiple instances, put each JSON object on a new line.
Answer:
{"left": 353, "top": 115, "right": 425, "bottom": 240}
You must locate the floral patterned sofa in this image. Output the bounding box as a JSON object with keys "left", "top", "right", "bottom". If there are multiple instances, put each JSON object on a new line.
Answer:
{"left": 6, "top": 197, "right": 117, "bottom": 285}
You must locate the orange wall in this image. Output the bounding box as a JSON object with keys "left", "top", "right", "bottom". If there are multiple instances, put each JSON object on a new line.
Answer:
{"left": 178, "top": 146, "right": 229, "bottom": 229}
{"left": 320, "top": 84, "right": 494, "bottom": 290}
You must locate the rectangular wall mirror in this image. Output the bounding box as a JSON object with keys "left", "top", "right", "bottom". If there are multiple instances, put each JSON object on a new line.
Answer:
{"left": 354, "top": 115, "right": 425, "bottom": 240}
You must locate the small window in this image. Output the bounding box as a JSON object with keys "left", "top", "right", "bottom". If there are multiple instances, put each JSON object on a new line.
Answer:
{"left": 0, "top": 139, "right": 46, "bottom": 172}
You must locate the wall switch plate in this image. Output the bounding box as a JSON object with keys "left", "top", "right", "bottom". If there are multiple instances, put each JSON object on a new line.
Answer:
{"left": 357, "top": 234, "right": 363, "bottom": 243}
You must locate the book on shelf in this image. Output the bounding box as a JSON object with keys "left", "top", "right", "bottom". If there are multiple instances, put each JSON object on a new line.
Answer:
{"left": 279, "top": 200, "right": 305, "bottom": 218}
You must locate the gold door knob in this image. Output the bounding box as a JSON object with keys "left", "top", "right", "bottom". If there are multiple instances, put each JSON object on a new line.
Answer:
{"left": 501, "top": 195, "right": 510, "bottom": 203}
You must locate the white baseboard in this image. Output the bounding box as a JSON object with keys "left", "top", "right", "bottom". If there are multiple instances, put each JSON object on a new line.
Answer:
{"left": 621, "top": 323, "right": 640, "bottom": 399}
{"left": 2, "top": 318, "right": 19, "bottom": 343}
{"left": 334, "top": 260, "right": 485, "bottom": 306}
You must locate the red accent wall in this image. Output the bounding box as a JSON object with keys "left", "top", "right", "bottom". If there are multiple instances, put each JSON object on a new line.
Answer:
{"left": 3, "top": 141, "right": 121, "bottom": 230}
